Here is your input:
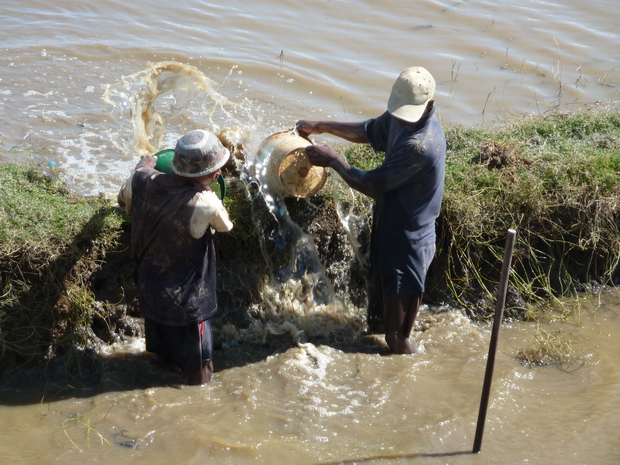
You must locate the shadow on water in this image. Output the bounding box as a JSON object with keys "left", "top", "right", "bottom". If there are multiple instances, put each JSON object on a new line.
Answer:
{"left": 317, "top": 450, "right": 475, "bottom": 464}
{"left": 0, "top": 335, "right": 393, "bottom": 406}
{"left": 0, "top": 343, "right": 281, "bottom": 405}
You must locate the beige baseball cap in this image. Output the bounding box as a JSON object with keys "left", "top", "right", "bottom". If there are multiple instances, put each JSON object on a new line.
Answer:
{"left": 387, "top": 67, "right": 435, "bottom": 123}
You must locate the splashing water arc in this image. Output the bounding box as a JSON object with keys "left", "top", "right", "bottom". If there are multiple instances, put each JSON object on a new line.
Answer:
{"left": 102, "top": 61, "right": 247, "bottom": 158}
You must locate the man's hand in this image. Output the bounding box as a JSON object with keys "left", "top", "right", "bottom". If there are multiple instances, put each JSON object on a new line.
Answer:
{"left": 295, "top": 120, "right": 322, "bottom": 138}
{"left": 305, "top": 145, "right": 341, "bottom": 168}
{"left": 307, "top": 144, "right": 375, "bottom": 198}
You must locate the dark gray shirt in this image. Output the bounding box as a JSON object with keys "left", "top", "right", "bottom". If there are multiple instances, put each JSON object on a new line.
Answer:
{"left": 130, "top": 169, "right": 218, "bottom": 325}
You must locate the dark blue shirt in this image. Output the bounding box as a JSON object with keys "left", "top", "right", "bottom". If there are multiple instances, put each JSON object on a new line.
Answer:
{"left": 363, "top": 106, "right": 446, "bottom": 293}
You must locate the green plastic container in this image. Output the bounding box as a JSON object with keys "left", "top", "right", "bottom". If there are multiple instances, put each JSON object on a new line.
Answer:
{"left": 152, "top": 149, "right": 226, "bottom": 200}
{"left": 153, "top": 148, "right": 175, "bottom": 173}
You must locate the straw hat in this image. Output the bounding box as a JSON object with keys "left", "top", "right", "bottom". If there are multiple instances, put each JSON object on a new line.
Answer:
{"left": 387, "top": 67, "right": 435, "bottom": 123}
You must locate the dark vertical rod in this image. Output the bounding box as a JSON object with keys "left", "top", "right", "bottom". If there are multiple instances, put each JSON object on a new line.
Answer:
{"left": 473, "top": 228, "right": 517, "bottom": 453}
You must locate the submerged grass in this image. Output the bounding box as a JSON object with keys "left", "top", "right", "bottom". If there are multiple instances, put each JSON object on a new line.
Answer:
{"left": 515, "top": 327, "right": 584, "bottom": 371}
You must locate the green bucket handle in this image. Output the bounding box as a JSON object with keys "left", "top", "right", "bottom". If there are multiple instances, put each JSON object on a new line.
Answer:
{"left": 216, "top": 174, "right": 227, "bottom": 201}
{"left": 152, "top": 149, "right": 226, "bottom": 201}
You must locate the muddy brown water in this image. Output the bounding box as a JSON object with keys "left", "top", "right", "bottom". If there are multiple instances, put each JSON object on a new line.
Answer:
{"left": 1, "top": 293, "right": 620, "bottom": 463}
{"left": 2, "top": 0, "right": 620, "bottom": 463}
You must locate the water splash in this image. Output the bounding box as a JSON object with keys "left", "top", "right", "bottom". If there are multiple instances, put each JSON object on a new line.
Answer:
{"left": 238, "top": 146, "right": 369, "bottom": 340}
{"left": 102, "top": 61, "right": 257, "bottom": 157}
{"left": 105, "top": 61, "right": 369, "bottom": 340}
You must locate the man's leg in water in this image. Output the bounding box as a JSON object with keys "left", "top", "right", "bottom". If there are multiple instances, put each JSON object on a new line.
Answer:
{"left": 187, "top": 361, "right": 214, "bottom": 385}
{"left": 383, "top": 292, "right": 423, "bottom": 354}
{"left": 187, "top": 319, "right": 214, "bottom": 385}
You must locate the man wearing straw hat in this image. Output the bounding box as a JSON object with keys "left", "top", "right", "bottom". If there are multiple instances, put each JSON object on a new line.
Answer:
{"left": 296, "top": 66, "right": 445, "bottom": 354}
{"left": 118, "top": 129, "right": 233, "bottom": 384}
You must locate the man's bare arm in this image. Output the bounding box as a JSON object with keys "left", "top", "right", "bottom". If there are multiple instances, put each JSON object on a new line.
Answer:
{"left": 295, "top": 120, "right": 369, "bottom": 144}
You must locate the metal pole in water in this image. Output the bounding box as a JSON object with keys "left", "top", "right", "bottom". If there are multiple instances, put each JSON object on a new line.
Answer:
{"left": 473, "top": 228, "right": 517, "bottom": 453}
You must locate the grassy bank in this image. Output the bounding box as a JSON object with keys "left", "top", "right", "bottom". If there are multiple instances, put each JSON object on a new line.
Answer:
{"left": 1, "top": 106, "right": 620, "bottom": 368}
{"left": 0, "top": 164, "right": 127, "bottom": 367}
{"left": 440, "top": 106, "right": 620, "bottom": 317}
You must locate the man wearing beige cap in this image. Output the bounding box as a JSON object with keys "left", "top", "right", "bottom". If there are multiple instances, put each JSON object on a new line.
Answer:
{"left": 296, "top": 67, "right": 445, "bottom": 354}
